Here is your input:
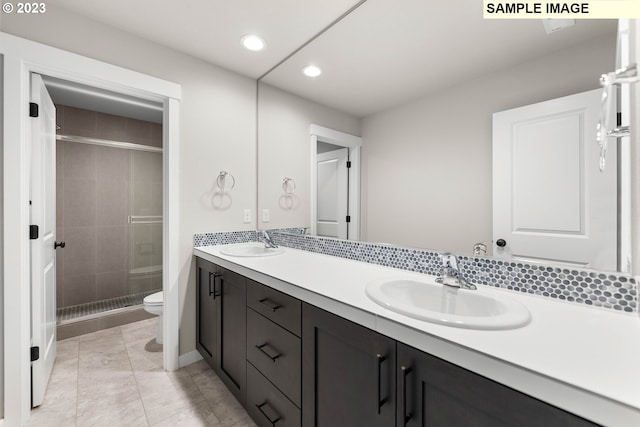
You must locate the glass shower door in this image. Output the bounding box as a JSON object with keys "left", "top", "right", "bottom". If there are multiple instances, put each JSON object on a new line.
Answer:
{"left": 127, "top": 149, "right": 163, "bottom": 301}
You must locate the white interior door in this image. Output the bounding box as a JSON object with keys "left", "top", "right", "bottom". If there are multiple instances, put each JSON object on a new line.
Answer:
{"left": 30, "top": 73, "right": 57, "bottom": 407}
{"left": 316, "top": 148, "right": 349, "bottom": 238}
{"left": 493, "top": 89, "right": 617, "bottom": 270}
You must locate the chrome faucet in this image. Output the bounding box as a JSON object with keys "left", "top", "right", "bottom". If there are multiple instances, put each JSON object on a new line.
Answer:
{"left": 260, "top": 230, "right": 278, "bottom": 249}
{"left": 435, "top": 252, "right": 477, "bottom": 290}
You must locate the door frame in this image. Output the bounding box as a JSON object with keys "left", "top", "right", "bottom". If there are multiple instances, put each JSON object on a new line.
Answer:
{"left": 1, "top": 32, "right": 181, "bottom": 425}
{"left": 310, "top": 124, "right": 362, "bottom": 240}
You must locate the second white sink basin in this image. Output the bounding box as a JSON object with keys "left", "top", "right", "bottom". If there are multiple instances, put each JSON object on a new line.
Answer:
{"left": 220, "top": 242, "right": 285, "bottom": 257}
{"left": 365, "top": 277, "right": 530, "bottom": 330}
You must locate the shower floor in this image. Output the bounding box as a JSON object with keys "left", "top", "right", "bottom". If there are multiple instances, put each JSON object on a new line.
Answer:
{"left": 57, "top": 290, "right": 159, "bottom": 325}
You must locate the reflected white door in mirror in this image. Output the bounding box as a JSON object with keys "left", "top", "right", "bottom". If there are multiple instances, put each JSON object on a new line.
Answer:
{"left": 493, "top": 89, "right": 620, "bottom": 272}
{"left": 310, "top": 125, "right": 362, "bottom": 240}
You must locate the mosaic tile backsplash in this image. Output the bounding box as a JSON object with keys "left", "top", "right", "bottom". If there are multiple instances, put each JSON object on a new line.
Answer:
{"left": 193, "top": 230, "right": 259, "bottom": 247}
{"left": 194, "top": 230, "right": 638, "bottom": 313}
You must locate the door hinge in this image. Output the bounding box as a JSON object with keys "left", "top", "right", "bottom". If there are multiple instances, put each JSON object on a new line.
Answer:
{"left": 29, "top": 102, "right": 39, "bottom": 118}
{"left": 346, "top": 161, "right": 352, "bottom": 168}
{"left": 346, "top": 215, "right": 351, "bottom": 223}
{"left": 30, "top": 346, "right": 40, "bottom": 362}
{"left": 29, "top": 225, "right": 39, "bottom": 240}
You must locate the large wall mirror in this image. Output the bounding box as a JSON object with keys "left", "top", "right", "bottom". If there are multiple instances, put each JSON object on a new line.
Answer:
{"left": 257, "top": 0, "right": 628, "bottom": 273}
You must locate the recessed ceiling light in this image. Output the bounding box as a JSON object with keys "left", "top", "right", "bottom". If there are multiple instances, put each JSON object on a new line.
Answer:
{"left": 302, "top": 65, "right": 322, "bottom": 77}
{"left": 241, "top": 35, "right": 266, "bottom": 51}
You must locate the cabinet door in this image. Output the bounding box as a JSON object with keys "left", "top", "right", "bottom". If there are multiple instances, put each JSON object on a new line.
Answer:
{"left": 217, "top": 267, "right": 247, "bottom": 406}
{"left": 195, "top": 258, "right": 218, "bottom": 369}
{"left": 302, "top": 303, "right": 395, "bottom": 427}
{"left": 396, "top": 343, "right": 598, "bottom": 427}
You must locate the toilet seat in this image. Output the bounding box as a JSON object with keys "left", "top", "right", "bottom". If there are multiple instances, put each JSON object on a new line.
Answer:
{"left": 144, "top": 291, "right": 163, "bottom": 305}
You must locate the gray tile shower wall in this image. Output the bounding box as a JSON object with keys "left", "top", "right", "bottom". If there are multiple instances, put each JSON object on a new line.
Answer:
{"left": 194, "top": 230, "right": 638, "bottom": 314}
{"left": 56, "top": 105, "right": 163, "bottom": 309}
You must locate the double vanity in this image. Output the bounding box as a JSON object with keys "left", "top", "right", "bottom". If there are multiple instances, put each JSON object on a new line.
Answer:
{"left": 194, "top": 241, "right": 640, "bottom": 426}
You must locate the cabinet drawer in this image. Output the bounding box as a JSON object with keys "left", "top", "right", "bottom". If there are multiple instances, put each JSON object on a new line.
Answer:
{"left": 247, "top": 279, "right": 301, "bottom": 336}
{"left": 247, "top": 308, "right": 301, "bottom": 407}
{"left": 247, "top": 363, "right": 301, "bottom": 427}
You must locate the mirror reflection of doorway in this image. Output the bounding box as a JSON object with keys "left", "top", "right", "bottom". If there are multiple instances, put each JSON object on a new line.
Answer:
{"left": 316, "top": 143, "right": 349, "bottom": 239}
{"left": 310, "top": 125, "right": 362, "bottom": 241}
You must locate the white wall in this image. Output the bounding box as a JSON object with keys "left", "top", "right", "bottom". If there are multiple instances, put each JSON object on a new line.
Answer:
{"left": 361, "top": 34, "right": 616, "bottom": 255}
{"left": 0, "top": 52, "right": 4, "bottom": 419}
{"left": 257, "top": 83, "right": 360, "bottom": 229}
{"left": 1, "top": 5, "right": 257, "bottom": 355}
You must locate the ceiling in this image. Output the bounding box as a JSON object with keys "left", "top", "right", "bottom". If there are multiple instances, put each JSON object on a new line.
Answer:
{"left": 261, "top": 0, "right": 617, "bottom": 117}
{"left": 43, "top": 76, "right": 164, "bottom": 123}
{"left": 47, "top": 0, "right": 364, "bottom": 79}
{"left": 46, "top": 0, "right": 617, "bottom": 118}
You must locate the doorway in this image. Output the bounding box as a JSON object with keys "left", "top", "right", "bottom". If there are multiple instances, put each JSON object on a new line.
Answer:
{"left": 316, "top": 143, "right": 349, "bottom": 238}
{"left": 43, "top": 76, "right": 165, "bottom": 335}
{"left": 310, "top": 124, "right": 362, "bottom": 240}
{"left": 31, "top": 74, "right": 167, "bottom": 407}
{"left": 2, "top": 33, "right": 181, "bottom": 425}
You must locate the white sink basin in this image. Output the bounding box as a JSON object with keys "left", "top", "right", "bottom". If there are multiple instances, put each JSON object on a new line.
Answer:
{"left": 365, "top": 277, "right": 530, "bottom": 330}
{"left": 220, "top": 242, "right": 285, "bottom": 257}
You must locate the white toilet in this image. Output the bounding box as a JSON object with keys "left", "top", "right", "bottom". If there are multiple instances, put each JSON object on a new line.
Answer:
{"left": 143, "top": 291, "right": 164, "bottom": 344}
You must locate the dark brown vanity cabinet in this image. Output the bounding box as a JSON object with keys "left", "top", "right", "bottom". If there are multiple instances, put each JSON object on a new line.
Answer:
{"left": 195, "top": 256, "right": 600, "bottom": 427}
{"left": 396, "top": 342, "right": 599, "bottom": 427}
{"left": 195, "top": 258, "right": 247, "bottom": 406}
{"left": 302, "top": 303, "right": 396, "bottom": 427}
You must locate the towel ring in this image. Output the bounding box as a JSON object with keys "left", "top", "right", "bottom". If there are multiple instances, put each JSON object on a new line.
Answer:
{"left": 216, "top": 171, "right": 235, "bottom": 192}
{"left": 282, "top": 177, "right": 296, "bottom": 195}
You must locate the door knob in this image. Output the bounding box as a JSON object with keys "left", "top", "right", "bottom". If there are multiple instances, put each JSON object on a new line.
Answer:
{"left": 496, "top": 239, "right": 506, "bottom": 247}
{"left": 54, "top": 241, "right": 66, "bottom": 249}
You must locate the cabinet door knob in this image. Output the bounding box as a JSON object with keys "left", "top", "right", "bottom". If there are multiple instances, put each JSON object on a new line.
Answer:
{"left": 54, "top": 241, "right": 65, "bottom": 249}
{"left": 496, "top": 239, "right": 507, "bottom": 247}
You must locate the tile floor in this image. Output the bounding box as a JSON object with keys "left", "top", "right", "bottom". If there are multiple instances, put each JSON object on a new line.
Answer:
{"left": 28, "top": 318, "right": 256, "bottom": 427}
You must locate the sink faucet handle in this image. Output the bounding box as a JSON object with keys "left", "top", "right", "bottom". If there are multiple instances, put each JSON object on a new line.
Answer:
{"left": 439, "top": 252, "right": 459, "bottom": 270}
{"left": 436, "top": 252, "right": 476, "bottom": 290}
{"left": 260, "top": 230, "right": 278, "bottom": 249}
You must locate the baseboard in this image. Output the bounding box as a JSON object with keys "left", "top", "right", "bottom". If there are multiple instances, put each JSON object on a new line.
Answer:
{"left": 179, "top": 350, "right": 203, "bottom": 367}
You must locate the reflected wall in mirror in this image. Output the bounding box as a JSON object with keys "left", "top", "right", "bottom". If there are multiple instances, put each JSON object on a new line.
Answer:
{"left": 257, "top": 0, "right": 625, "bottom": 272}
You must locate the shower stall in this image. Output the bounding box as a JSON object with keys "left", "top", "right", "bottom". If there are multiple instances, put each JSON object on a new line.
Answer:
{"left": 54, "top": 104, "right": 163, "bottom": 336}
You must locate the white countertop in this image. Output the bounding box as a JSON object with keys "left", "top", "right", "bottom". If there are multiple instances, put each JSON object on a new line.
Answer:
{"left": 194, "top": 244, "right": 640, "bottom": 426}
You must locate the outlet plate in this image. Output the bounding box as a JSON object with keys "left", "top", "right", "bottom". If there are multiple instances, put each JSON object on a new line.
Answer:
{"left": 243, "top": 209, "right": 251, "bottom": 223}
{"left": 262, "top": 208, "right": 270, "bottom": 223}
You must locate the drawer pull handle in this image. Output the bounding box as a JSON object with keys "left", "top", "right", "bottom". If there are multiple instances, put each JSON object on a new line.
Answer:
{"left": 376, "top": 353, "right": 388, "bottom": 414}
{"left": 256, "top": 342, "right": 282, "bottom": 362}
{"left": 401, "top": 365, "right": 413, "bottom": 425}
{"left": 209, "top": 273, "right": 222, "bottom": 299}
{"left": 256, "top": 401, "right": 281, "bottom": 426}
{"left": 259, "top": 297, "right": 281, "bottom": 312}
